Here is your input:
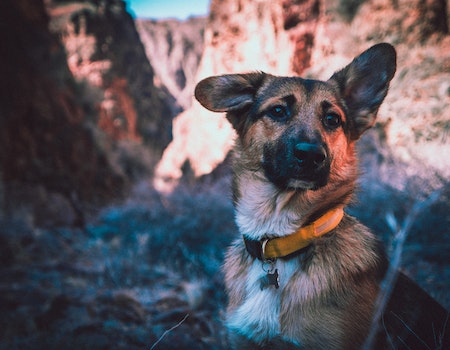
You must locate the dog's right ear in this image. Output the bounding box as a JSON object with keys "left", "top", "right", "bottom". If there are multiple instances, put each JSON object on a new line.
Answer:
{"left": 195, "top": 73, "right": 266, "bottom": 129}
{"left": 195, "top": 73, "right": 266, "bottom": 112}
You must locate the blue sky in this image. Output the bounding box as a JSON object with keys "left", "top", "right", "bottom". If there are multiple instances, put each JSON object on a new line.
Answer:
{"left": 125, "top": 0, "right": 210, "bottom": 19}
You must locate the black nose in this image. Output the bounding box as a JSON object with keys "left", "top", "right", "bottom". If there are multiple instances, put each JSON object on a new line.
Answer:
{"left": 294, "top": 142, "right": 327, "bottom": 168}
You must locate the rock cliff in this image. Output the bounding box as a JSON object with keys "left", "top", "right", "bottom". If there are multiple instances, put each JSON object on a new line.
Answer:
{"left": 0, "top": 0, "right": 123, "bottom": 226}
{"left": 136, "top": 17, "right": 206, "bottom": 113}
{"left": 46, "top": 0, "right": 173, "bottom": 152}
{"left": 0, "top": 0, "right": 174, "bottom": 226}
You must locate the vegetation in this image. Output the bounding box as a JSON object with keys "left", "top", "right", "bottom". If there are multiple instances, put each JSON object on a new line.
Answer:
{"left": 0, "top": 175, "right": 234, "bottom": 349}
{"left": 1, "top": 165, "right": 448, "bottom": 349}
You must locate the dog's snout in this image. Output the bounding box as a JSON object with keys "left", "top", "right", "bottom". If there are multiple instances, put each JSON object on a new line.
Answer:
{"left": 294, "top": 142, "right": 327, "bottom": 167}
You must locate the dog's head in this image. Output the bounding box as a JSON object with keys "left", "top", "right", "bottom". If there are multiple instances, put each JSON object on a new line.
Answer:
{"left": 195, "top": 43, "right": 396, "bottom": 191}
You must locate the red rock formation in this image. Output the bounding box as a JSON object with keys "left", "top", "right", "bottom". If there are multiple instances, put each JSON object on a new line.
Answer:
{"left": 0, "top": 0, "right": 128, "bottom": 225}
{"left": 282, "top": 0, "right": 320, "bottom": 75}
{"left": 46, "top": 0, "right": 173, "bottom": 153}
{"left": 98, "top": 77, "right": 141, "bottom": 141}
{"left": 0, "top": 0, "right": 181, "bottom": 225}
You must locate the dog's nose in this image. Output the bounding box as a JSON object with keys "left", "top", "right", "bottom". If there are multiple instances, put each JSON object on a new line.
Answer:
{"left": 294, "top": 142, "right": 327, "bottom": 168}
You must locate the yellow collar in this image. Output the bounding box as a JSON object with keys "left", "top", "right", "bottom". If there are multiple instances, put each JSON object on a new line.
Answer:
{"left": 244, "top": 206, "right": 345, "bottom": 260}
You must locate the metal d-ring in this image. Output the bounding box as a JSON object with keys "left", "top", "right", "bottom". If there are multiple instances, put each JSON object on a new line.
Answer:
{"left": 261, "top": 239, "right": 276, "bottom": 273}
{"left": 261, "top": 239, "right": 270, "bottom": 260}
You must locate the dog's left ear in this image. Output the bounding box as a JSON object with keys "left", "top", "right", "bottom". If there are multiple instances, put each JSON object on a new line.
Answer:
{"left": 329, "top": 43, "right": 396, "bottom": 140}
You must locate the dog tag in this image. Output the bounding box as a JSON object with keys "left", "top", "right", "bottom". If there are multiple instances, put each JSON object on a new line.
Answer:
{"left": 260, "top": 269, "right": 279, "bottom": 290}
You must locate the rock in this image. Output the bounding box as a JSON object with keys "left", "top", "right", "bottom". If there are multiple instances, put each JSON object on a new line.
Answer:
{"left": 0, "top": 0, "right": 127, "bottom": 226}
{"left": 46, "top": 0, "right": 173, "bottom": 154}
{"left": 0, "top": 0, "right": 179, "bottom": 226}
{"left": 136, "top": 17, "right": 206, "bottom": 113}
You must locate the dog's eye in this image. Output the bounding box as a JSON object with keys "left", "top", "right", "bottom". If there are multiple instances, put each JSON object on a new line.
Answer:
{"left": 267, "top": 105, "right": 289, "bottom": 121}
{"left": 323, "top": 113, "right": 341, "bottom": 129}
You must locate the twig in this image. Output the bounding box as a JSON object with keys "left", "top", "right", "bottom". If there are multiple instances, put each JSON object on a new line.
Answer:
{"left": 436, "top": 312, "right": 449, "bottom": 350}
{"left": 362, "top": 190, "right": 442, "bottom": 350}
{"left": 390, "top": 311, "right": 432, "bottom": 350}
{"left": 149, "top": 313, "right": 189, "bottom": 350}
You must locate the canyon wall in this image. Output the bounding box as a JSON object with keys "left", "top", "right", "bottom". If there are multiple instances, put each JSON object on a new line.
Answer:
{"left": 154, "top": 0, "right": 450, "bottom": 194}
{"left": 136, "top": 17, "right": 206, "bottom": 114}
{"left": 0, "top": 0, "right": 118, "bottom": 225}
{"left": 0, "top": 0, "right": 174, "bottom": 226}
{"left": 47, "top": 0, "right": 173, "bottom": 152}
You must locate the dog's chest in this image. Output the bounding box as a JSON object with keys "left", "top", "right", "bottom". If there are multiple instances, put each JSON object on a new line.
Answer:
{"left": 226, "top": 258, "right": 299, "bottom": 343}
{"left": 228, "top": 183, "right": 311, "bottom": 342}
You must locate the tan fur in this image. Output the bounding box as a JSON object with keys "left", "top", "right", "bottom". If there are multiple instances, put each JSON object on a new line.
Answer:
{"left": 195, "top": 43, "right": 397, "bottom": 349}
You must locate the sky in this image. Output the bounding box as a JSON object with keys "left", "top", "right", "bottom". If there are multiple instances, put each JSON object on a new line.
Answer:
{"left": 125, "top": 0, "right": 210, "bottom": 20}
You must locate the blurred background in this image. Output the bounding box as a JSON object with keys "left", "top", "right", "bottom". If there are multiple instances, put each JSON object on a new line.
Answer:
{"left": 0, "top": 0, "right": 449, "bottom": 349}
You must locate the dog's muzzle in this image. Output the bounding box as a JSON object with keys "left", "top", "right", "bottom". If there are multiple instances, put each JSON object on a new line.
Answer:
{"left": 262, "top": 140, "right": 330, "bottom": 190}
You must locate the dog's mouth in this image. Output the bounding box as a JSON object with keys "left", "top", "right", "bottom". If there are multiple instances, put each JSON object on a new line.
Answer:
{"left": 286, "top": 177, "right": 327, "bottom": 190}
{"left": 276, "top": 168, "right": 330, "bottom": 191}
{"left": 262, "top": 141, "right": 330, "bottom": 190}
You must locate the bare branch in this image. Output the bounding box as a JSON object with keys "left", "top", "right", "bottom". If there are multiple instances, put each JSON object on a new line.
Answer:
{"left": 362, "top": 190, "right": 442, "bottom": 350}
{"left": 149, "top": 313, "right": 190, "bottom": 350}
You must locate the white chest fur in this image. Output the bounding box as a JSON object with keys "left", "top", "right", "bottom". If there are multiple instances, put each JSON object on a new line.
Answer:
{"left": 228, "top": 178, "right": 308, "bottom": 343}
{"left": 226, "top": 258, "right": 299, "bottom": 343}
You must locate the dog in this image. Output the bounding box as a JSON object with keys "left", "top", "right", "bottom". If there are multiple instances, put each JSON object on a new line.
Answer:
{"left": 195, "top": 43, "right": 448, "bottom": 349}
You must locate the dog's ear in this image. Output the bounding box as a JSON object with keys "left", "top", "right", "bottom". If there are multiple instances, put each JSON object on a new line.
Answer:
{"left": 329, "top": 43, "right": 396, "bottom": 140}
{"left": 195, "top": 72, "right": 266, "bottom": 112}
{"left": 195, "top": 72, "right": 266, "bottom": 129}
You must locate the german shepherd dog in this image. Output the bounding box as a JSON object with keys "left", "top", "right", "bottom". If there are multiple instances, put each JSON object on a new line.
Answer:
{"left": 195, "top": 43, "right": 448, "bottom": 349}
